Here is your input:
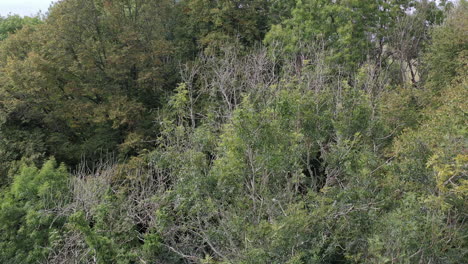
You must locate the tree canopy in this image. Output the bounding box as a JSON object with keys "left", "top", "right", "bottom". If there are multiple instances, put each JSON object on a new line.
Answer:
{"left": 0, "top": 0, "right": 466, "bottom": 263}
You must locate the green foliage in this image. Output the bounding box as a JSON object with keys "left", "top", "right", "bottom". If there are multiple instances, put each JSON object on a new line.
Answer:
{"left": 423, "top": 0, "right": 468, "bottom": 91}
{"left": 265, "top": 0, "right": 413, "bottom": 71}
{"left": 183, "top": 0, "right": 271, "bottom": 53}
{"left": 68, "top": 198, "right": 141, "bottom": 264}
{"left": 0, "top": 0, "right": 466, "bottom": 263}
{"left": 0, "top": 0, "right": 178, "bottom": 176}
{"left": 0, "top": 159, "right": 69, "bottom": 263}
{"left": 368, "top": 194, "right": 453, "bottom": 263}
{"left": 0, "top": 14, "right": 42, "bottom": 41}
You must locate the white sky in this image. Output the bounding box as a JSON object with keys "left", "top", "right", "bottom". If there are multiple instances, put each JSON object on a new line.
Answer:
{"left": 0, "top": 0, "right": 56, "bottom": 17}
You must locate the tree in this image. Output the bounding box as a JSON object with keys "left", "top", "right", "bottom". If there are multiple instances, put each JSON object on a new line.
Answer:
{"left": 0, "top": 14, "right": 42, "bottom": 41}
{"left": 0, "top": 0, "right": 177, "bottom": 177}
{"left": 181, "top": 0, "right": 271, "bottom": 53}
{"left": 265, "top": 0, "right": 415, "bottom": 72}
{"left": 0, "top": 159, "right": 70, "bottom": 263}
{"left": 423, "top": 0, "right": 468, "bottom": 91}
{"left": 0, "top": 0, "right": 466, "bottom": 263}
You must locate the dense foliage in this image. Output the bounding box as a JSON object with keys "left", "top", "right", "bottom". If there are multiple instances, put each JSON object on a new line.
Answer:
{"left": 0, "top": 0, "right": 466, "bottom": 263}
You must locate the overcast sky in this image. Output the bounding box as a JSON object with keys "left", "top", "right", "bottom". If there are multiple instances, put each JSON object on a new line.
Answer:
{"left": 0, "top": 0, "right": 56, "bottom": 17}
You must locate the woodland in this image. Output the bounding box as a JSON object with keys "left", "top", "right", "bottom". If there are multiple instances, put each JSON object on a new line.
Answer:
{"left": 0, "top": 0, "right": 466, "bottom": 263}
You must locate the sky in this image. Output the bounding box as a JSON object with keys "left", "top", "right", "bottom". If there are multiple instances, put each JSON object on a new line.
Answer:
{"left": 0, "top": 0, "right": 56, "bottom": 17}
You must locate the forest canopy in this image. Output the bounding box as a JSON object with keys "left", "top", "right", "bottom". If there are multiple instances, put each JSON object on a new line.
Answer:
{"left": 0, "top": 0, "right": 466, "bottom": 263}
